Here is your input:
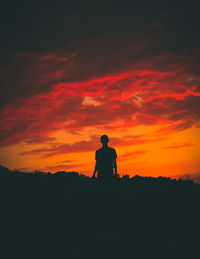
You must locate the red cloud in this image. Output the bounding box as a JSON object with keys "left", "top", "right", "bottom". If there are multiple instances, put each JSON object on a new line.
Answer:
{"left": 20, "top": 135, "right": 163, "bottom": 158}
{"left": 1, "top": 51, "right": 200, "bottom": 147}
{"left": 119, "top": 150, "right": 148, "bottom": 162}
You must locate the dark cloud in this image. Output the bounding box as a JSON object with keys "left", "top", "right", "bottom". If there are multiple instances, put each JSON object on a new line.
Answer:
{"left": 1, "top": 1, "right": 200, "bottom": 52}
{"left": 1, "top": 1, "right": 200, "bottom": 108}
{"left": 138, "top": 95, "right": 200, "bottom": 128}
{"left": 24, "top": 136, "right": 57, "bottom": 145}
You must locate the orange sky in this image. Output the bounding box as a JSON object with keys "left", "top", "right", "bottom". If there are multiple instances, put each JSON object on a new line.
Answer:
{"left": 1, "top": 124, "right": 199, "bottom": 179}
{"left": 1, "top": 67, "right": 200, "bottom": 180}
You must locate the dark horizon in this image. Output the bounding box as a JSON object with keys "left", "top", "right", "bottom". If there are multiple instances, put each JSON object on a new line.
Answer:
{"left": 1, "top": 164, "right": 199, "bottom": 184}
{"left": 1, "top": 161, "right": 200, "bottom": 258}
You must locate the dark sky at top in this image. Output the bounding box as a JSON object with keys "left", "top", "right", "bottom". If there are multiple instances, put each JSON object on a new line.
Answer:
{"left": 1, "top": 1, "right": 200, "bottom": 52}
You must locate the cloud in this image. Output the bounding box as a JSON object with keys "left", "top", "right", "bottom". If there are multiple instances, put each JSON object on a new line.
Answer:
{"left": 24, "top": 136, "right": 57, "bottom": 145}
{"left": 119, "top": 150, "right": 148, "bottom": 162}
{"left": 19, "top": 135, "right": 163, "bottom": 158}
{"left": 161, "top": 143, "right": 194, "bottom": 150}
{"left": 120, "top": 150, "right": 149, "bottom": 157}
{"left": 55, "top": 160, "right": 73, "bottom": 164}
{"left": 1, "top": 61, "right": 200, "bottom": 147}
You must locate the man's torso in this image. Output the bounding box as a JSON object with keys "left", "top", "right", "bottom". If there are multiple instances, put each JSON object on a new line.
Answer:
{"left": 95, "top": 147, "right": 117, "bottom": 174}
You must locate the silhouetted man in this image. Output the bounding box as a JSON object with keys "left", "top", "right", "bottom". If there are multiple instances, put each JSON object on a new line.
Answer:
{"left": 92, "top": 135, "right": 117, "bottom": 182}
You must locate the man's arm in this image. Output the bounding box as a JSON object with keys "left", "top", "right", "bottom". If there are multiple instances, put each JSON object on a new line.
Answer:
{"left": 92, "top": 161, "right": 98, "bottom": 178}
{"left": 113, "top": 158, "right": 117, "bottom": 175}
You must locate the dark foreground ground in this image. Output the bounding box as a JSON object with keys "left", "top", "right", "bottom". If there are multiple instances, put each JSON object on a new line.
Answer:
{"left": 1, "top": 166, "right": 200, "bottom": 258}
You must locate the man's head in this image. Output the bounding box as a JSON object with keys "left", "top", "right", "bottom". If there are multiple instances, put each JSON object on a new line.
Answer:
{"left": 100, "top": 135, "right": 109, "bottom": 145}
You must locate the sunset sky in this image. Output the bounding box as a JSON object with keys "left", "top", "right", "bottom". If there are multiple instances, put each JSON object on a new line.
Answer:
{"left": 1, "top": 1, "right": 200, "bottom": 180}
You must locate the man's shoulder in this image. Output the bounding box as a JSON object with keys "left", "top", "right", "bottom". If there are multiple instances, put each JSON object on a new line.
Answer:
{"left": 96, "top": 147, "right": 103, "bottom": 153}
{"left": 107, "top": 147, "right": 116, "bottom": 152}
{"left": 108, "top": 147, "right": 117, "bottom": 158}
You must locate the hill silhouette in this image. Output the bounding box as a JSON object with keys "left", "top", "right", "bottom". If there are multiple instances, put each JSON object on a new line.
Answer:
{"left": 1, "top": 165, "right": 199, "bottom": 258}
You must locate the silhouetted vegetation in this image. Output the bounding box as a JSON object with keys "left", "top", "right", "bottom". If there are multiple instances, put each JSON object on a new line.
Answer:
{"left": 1, "top": 165, "right": 199, "bottom": 258}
